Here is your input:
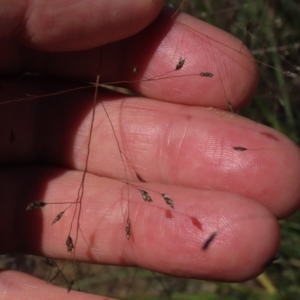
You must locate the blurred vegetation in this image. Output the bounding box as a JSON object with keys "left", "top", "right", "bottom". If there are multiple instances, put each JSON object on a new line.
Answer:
{"left": 1, "top": 0, "right": 300, "bottom": 299}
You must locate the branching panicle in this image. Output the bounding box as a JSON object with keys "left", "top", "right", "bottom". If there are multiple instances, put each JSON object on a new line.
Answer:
{"left": 68, "top": 279, "right": 75, "bottom": 292}
{"left": 283, "top": 71, "right": 297, "bottom": 78}
{"left": 16, "top": 3, "right": 296, "bottom": 295}
{"left": 233, "top": 146, "right": 248, "bottom": 151}
{"left": 202, "top": 232, "right": 217, "bottom": 250}
{"left": 200, "top": 72, "right": 214, "bottom": 77}
{"left": 136, "top": 173, "right": 146, "bottom": 182}
{"left": 226, "top": 98, "right": 234, "bottom": 113}
{"left": 176, "top": 57, "right": 185, "bottom": 70}
{"left": 48, "top": 267, "right": 62, "bottom": 283}
{"left": 52, "top": 211, "right": 65, "bottom": 225}
{"left": 162, "top": 194, "right": 174, "bottom": 209}
{"left": 26, "top": 201, "right": 47, "bottom": 210}
{"left": 140, "top": 190, "right": 153, "bottom": 203}
{"left": 66, "top": 235, "right": 75, "bottom": 253}
{"left": 125, "top": 218, "right": 131, "bottom": 240}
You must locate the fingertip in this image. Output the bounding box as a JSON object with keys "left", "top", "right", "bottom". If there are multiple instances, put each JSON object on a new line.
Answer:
{"left": 170, "top": 8, "right": 260, "bottom": 110}
{"left": 218, "top": 42, "right": 259, "bottom": 110}
{"left": 120, "top": 7, "right": 259, "bottom": 108}
{"left": 201, "top": 201, "right": 281, "bottom": 282}
{"left": 119, "top": 189, "right": 281, "bottom": 283}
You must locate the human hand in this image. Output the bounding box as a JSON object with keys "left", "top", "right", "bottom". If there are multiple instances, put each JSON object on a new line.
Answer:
{"left": 1, "top": 1, "right": 300, "bottom": 299}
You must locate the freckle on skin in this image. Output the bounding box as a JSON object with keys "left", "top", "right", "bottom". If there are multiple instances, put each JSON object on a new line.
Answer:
{"left": 190, "top": 216, "right": 202, "bottom": 230}
{"left": 233, "top": 146, "right": 247, "bottom": 151}
{"left": 165, "top": 210, "right": 173, "bottom": 219}
{"left": 202, "top": 232, "right": 217, "bottom": 250}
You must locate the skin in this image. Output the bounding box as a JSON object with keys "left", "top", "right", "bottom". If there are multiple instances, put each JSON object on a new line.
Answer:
{"left": 1, "top": 1, "right": 300, "bottom": 299}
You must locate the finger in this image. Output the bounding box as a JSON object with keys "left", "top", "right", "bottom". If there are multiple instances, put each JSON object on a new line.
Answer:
{"left": 1, "top": 85, "right": 299, "bottom": 218}
{"left": 0, "top": 0, "right": 163, "bottom": 76}
{"left": 2, "top": 166, "right": 280, "bottom": 282}
{"left": 0, "top": 270, "right": 109, "bottom": 300}
{"left": 6, "top": 7, "right": 258, "bottom": 109}
{"left": 1, "top": 0, "right": 163, "bottom": 51}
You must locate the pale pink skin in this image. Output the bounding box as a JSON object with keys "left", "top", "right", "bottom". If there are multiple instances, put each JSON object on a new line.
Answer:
{"left": 1, "top": 1, "right": 300, "bottom": 299}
